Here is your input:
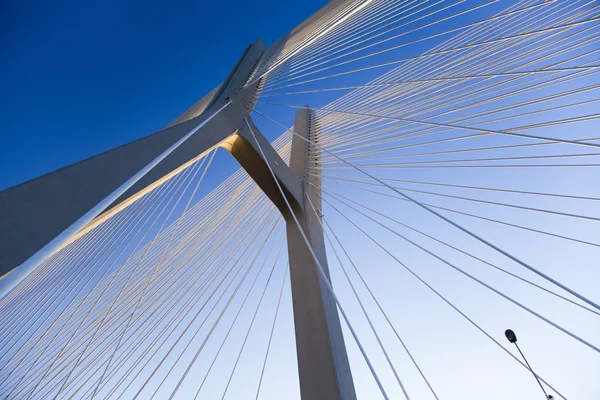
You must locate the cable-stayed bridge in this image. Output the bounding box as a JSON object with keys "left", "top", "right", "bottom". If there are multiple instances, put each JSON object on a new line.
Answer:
{"left": 0, "top": 0, "right": 599, "bottom": 398}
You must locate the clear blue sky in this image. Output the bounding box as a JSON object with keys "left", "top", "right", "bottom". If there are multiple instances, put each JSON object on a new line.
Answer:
{"left": 0, "top": 0, "right": 325, "bottom": 190}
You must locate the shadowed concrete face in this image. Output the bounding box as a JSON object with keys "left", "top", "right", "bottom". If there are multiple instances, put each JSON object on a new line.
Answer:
{"left": 0, "top": 39, "right": 267, "bottom": 278}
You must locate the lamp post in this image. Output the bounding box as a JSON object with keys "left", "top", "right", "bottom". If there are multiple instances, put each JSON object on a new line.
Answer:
{"left": 505, "top": 329, "right": 553, "bottom": 399}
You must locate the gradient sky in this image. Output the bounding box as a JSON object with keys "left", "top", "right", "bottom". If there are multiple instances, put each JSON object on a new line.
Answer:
{"left": 1, "top": 1, "right": 599, "bottom": 399}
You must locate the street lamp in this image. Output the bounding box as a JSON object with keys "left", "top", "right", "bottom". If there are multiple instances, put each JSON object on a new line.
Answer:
{"left": 505, "top": 329, "right": 554, "bottom": 399}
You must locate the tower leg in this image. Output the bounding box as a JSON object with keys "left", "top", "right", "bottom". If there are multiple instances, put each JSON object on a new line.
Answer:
{"left": 286, "top": 108, "right": 357, "bottom": 400}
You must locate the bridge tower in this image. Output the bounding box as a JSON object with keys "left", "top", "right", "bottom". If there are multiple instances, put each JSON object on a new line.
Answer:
{"left": 0, "top": 38, "right": 357, "bottom": 400}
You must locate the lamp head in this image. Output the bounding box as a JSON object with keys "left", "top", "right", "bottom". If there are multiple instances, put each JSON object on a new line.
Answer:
{"left": 505, "top": 329, "right": 517, "bottom": 343}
